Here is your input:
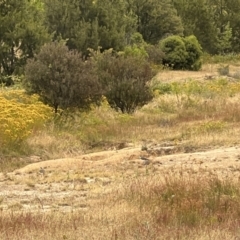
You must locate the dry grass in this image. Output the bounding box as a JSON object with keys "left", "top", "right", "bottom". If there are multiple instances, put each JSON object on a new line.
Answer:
{"left": 3, "top": 62, "right": 240, "bottom": 239}
{"left": 1, "top": 170, "right": 240, "bottom": 239}
{"left": 25, "top": 89, "right": 240, "bottom": 160}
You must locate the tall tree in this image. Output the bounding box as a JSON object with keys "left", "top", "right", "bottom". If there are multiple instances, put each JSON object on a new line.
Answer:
{"left": 209, "top": 0, "right": 240, "bottom": 52}
{"left": 0, "top": 0, "right": 50, "bottom": 78}
{"left": 43, "top": 0, "right": 91, "bottom": 53}
{"left": 173, "top": 0, "right": 218, "bottom": 54}
{"left": 127, "top": 0, "right": 183, "bottom": 44}
{"left": 173, "top": 0, "right": 240, "bottom": 53}
{"left": 43, "top": 0, "right": 136, "bottom": 54}
{"left": 92, "top": 0, "right": 137, "bottom": 51}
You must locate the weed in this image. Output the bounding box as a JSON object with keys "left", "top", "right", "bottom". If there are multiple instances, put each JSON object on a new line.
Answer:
{"left": 218, "top": 65, "right": 229, "bottom": 76}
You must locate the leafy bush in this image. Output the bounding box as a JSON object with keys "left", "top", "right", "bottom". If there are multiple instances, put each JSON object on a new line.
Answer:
{"left": 24, "top": 42, "right": 102, "bottom": 113}
{"left": 218, "top": 65, "right": 229, "bottom": 76}
{"left": 0, "top": 90, "right": 52, "bottom": 147}
{"left": 94, "top": 50, "right": 154, "bottom": 114}
{"left": 124, "top": 44, "right": 148, "bottom": 59}
{"left": 160, "top": 35, "right": 202, "bottom": 70}
{"left": 183, "top": 35, "right": 202, "bottom": 70}
{"left": 145, "top": 44, "right": 164, "bottom": 65}
{"left": 0, "top": 75, "right": 14, "bottom": 86}
{"left": 123, "top": 33, "right": 148, "bottom": 59}
{"left": 129, "top": 32, "right": 146, "bottom": 46}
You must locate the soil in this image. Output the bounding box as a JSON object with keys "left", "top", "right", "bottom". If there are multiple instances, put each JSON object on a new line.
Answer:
{"left": 1, "top": 144, "right": 240, "bottom": 213}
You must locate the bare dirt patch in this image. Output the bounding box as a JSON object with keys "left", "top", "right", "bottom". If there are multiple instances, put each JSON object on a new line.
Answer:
{"left": 1, "top": 144, "right": 240, "bottom": 213}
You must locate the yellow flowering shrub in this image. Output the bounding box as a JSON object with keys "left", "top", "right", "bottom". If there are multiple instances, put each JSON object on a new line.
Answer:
{"left": 0, "top": 90, "right": 52, "bottom": 146}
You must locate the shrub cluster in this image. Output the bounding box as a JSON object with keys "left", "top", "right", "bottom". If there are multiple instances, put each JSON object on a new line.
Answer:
{"left": 0, "top": 90, "right": 52, "bottom": 147}
{"left": 25, "top": 42, "right": 155, "bottom": 114}
{"left": 24, "top": 42, "right": 102, "bottom": 113}
{"left": 93, "top": 49, "right": 154, "bottom": 113}
{"left": 160, "top": 35, "right": 203, "bottom": 70}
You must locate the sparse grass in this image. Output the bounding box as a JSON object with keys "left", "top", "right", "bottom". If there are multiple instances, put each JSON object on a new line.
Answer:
{"left": 202, "top": 53, "right": 240, "bottom": 65}
{"left": 0, "top": 156, "right": 31, "bottom": 173}
{"left": 1, "top": 171, "right": 240, "bottom": 239}
{"left": 2, "top": 61, "right": 240, "bottom": 239}
{"left": 6, "top": 77, "right": 240, "bottom": 161}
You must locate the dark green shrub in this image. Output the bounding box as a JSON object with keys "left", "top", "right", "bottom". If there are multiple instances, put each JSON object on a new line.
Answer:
{"left": 160, "top": 35, "right": 187, "bottom": 69}
{"left": 123, "top": 33, "right": 148, "bottom": 59}
{"left": 183, "top": 35, "right": 202, "bottom": 70}
{"left": 24, "top": 42, "right": 102, "bottom": 113}
{"left": 0, "top": 75, "right": 14, "bottom": 86}
{"left": 95, "top": 50, "right": 154, "bottom": 114}
{"left": 160, "top": 35, "right": 202, "bottom": 70}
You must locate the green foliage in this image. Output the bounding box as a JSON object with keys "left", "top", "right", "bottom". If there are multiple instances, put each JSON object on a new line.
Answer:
{"left": 42, "top": 0, "right": 96, "bottom": 55}
{"left": 129, "top": 32, "right": 146, "bottom": 46}
{"left": 43, "top": 0, "right": 136, "bottom": 55}
{"left": 144, "top": 44, "right": 164, "bottom": 65}
{"left": 124, "top": 45, "right": 148, "bottom": 59}
{"left": 183, "top": 35, "right": 203, "bottom": 70}
{"left": 202, "top": 52, "right": 240, "bottom": 64}
{"left": 2, "top": 0, "right": 240, "bottom": 81}
{"left": 173, "top": 0, "right": 218, "bottom": 54}
{"left": 94, "top": 50, "right": 154, "bottom": 114}
{"left": 160, "top": 35, "right": 202, "bottom": 70}
{"left": 24, "top": 42, "right": 102, "bottom": 113}
{"left": 127, "top": 0, "right": 183, "bottom": 44}
{"left": 160, "top": 35, "right": 187, "bottom": 69}
{"left": 216, "top": 22, "right": 232, "bottom": 54}
{"left": 125, "top": 33, "right": 164, "bottom": 65}
{"left": 173, "top": 0, "right": 240, "bottom": 53}
{"left": 0, "top": 0, "right": 50, "bottom": 79}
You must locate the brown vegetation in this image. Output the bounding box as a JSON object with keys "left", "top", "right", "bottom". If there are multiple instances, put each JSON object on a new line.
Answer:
{"left": 2, "top": 61, "right": 240, "bottom": 239}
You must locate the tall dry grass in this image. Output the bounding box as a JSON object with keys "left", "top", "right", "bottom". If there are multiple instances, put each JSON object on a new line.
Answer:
{"left": 1, "top": 170, "right": 240, "bottom": 239}
{"left": 20, "top": 78, "right": 240, "bottom": 161}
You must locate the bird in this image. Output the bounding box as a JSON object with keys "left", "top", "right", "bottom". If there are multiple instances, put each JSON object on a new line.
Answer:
{"left": 140, "top": 156, "right": 150, "bottom": 165}
{"left": 39, "top": 167, "right": 45, "bottom": 175}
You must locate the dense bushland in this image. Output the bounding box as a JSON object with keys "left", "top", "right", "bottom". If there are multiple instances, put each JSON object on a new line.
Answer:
{"left": 24, "top": 42, "right": 154, "bottom": 114}
{"left": 2, "top": 0, "right": 240, "bottom": 85}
